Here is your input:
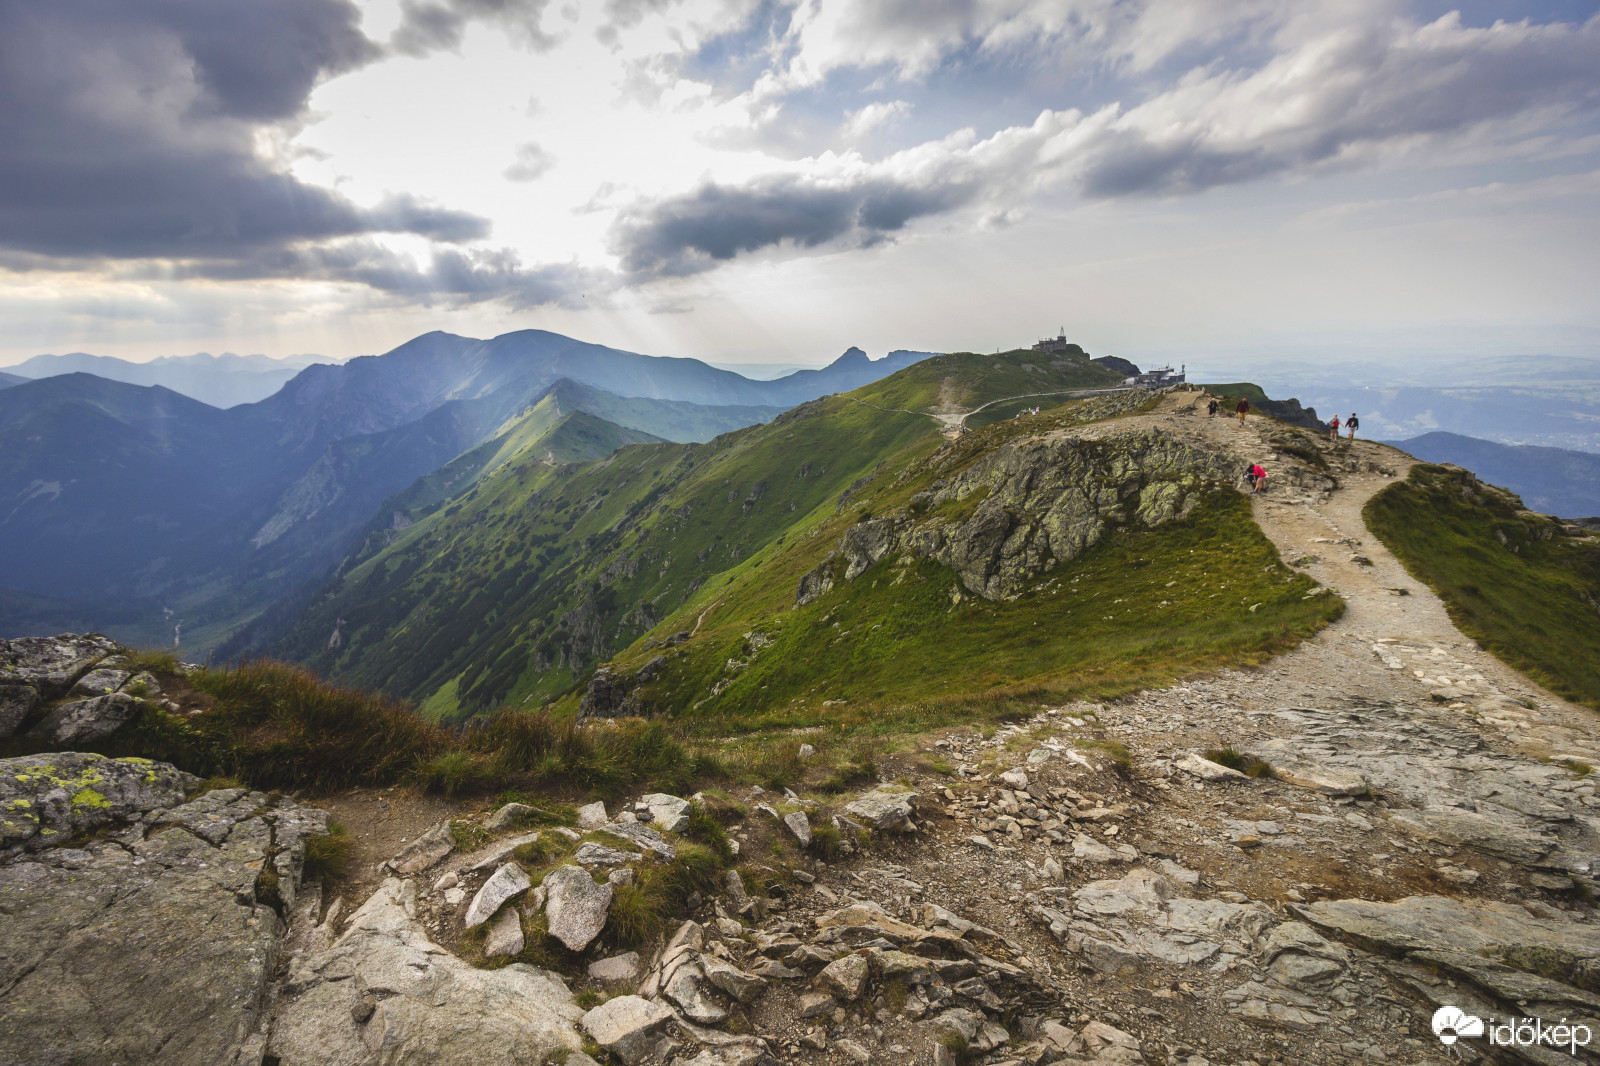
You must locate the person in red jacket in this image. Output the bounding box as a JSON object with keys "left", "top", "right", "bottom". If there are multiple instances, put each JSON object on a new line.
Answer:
{"left": 1250, "top": 462, "right": 1267, "bottom": 494}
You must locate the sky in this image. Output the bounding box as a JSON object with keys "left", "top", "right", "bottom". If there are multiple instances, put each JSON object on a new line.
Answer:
{"left": 1, "top": 0, "right": 1598, "bottom": 370}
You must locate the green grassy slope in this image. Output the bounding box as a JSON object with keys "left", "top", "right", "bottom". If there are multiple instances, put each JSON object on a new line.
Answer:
{"left": 1365, "top": 464, "right": 1600, "bottom": 710}
{"left": 599, "top": 390, "right": 1339, "bottom": 735}
{"left": 278, "top": 348, "right": 1339, "bottom": 731}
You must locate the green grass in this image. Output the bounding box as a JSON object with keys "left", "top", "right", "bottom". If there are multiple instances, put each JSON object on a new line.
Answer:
{"left": 303, "top": 822, "right": 354, "bottom": 882}
{"left": 273, "top": 349, "right": 1124, "bottom": 716}
{"left": 1365, "top": 464, "right": 1600, "bottom": 710}
{"left": 1203, "top": 747, "right": 1276, "bottom": 778}
{"left": 615, "top": 488, "right": 1340, "bottom": 737}
{"left": 0, "top": 656, "right": 716, "bottom": 798}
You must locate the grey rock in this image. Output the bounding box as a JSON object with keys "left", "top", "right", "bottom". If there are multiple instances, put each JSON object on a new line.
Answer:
{"left": 635, "top": 793, "right": 692, "bottom": 832}
{"left": 574, "top": 841, "right": 642, "bottom": 866}
{"left": 702, "top": 955, "right": 767, "bottom": 1003}
{"left": 845, "top": 789, "right": 917, "bottom": 830}
{"left": 465, "top": 862, "right": 532, "bottom": 928}
{"left": 577, "top": 800, "right": 609, "bottom": 827}
{"left": 1175, "top": 753, "right": 1246, "bottom": 781}
{"left": 0, "top": 755, "right": 330, "bottom": 1066}
{"left": 798, "top": 991, "right": 836, "bottom": 1018}
{"left": 484, "top": 906, "right": 526, "bottom": 957}
{"left": 601, "top": 819, "right": 677, "bottom": 859}
{"left": 1, "top": 752, "right": 197, "bottom": 848}
{"left": 838, "top": 1039, "right": 872, "bottom": 1064}
{"left": 391, "top": 821, "right": 455, "bottom": 874}
{"left": 0, "top": 634, "right": 119, "bottom": 695}
{"left": 272, "top": 877, "right": 583, "bottom": 1066}
{"left": 589, "top": 952, "right": 642, "bottom": 982}
{"left": 158, "top": 787, "right": 269, "bottom": 845}
{"left": 485, "top": 801, "right": 538, "bottom": 831}
{"left": 724, "top": 867, "right": 750, "bottom": 908}
{"left": 680, "top": 1044, "right": 779, "bottom": 1066}
{"left": 0, "top": 684, "right": 40, "bottom": 738}
{"left": 69, "top": 666, "right": 130, "bottom": 698}
{"left": 801, "top": 427, "right": 1231, "bottom": 603}
{"left": 1295, "top": 894, "right": 1600, "bottom": 1011}
{"left": 819, "top": 953, "right": 869, "bottom": 1000}
{"left": 665, "top": 960, "right": 729, "bottom": 1023}
{"left": 784, "top": 810, "right": 813, "bottom": 846}
{"left": 543, "top": 864, "right": 614, "bottom": 951}
{"left": 27, "top": 692, "right": 143, "bottom": 742}
{"left": 582, "top": 996, "right": 674, "bottom": 1066}
{"left": 609, "top": 867, "right": 635, "bottom": 886}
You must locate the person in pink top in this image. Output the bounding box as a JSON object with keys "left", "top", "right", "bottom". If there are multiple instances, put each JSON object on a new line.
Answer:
{"left": 1250, "top": 463, "right": 1267, "bottom": 494}
{"left": 1328, "top": 415, "right": 1341, "bottom": 440}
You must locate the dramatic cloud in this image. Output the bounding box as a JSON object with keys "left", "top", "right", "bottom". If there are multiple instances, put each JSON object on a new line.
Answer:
{"left": 612, "top": 170, "right": 978, "bottom": 276}
{"left": 0, "top": 1, "right": 470, "bottom": 258}
{"left": 613, "top": 8, "right": 1600, "bottom": 275}
{"left": 390, "top": 0, "right": 556, "bottom": 55}
{"left": 0, "top": 0, "right": 594, "bottom": 305}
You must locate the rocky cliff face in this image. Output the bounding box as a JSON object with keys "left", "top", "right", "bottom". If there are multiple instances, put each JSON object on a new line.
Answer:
{"left": 800, "top": 428, "right": 1237, "bottom": 605}
{"left": 0, "top": 752, "right": 330, "bottom": 1066}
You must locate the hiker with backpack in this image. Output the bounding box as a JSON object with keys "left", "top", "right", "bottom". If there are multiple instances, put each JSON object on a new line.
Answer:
{"left": 1236, "top": 398, "right": 1249, "bottom": 424}
{"left": 1328, "top": 415, "right": 1341, "bottom": 440}
{"left": 1346, "top": 413, "right": 1359, "bottom": 439}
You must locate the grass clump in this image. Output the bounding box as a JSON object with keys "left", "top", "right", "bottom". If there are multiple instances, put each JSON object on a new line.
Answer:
{"left": 808, "top": 819, "right": 842, "bottom": 858}
{"left": 303, "top": 822, "right": 354, "bottom": 882}
{"left": 605, "top": 842, "right": 726, "bottom": 950}
{"left": 122, "top": 647, "right": 183, "bottom": 674}
{"left": 449, "top": 819, "right": 492, "bottom": 852}
{"left": 1076, "top": 738, "right": 1132, "bottom": 773}
{"left": 1203, "top": 747, "right": 1276, "bottom": 778}
{"left": 681, "top": 802, "right": 735, "bottom": 864}
{"left": 1366, "top": 465, "right": 1600, "bottom": 710}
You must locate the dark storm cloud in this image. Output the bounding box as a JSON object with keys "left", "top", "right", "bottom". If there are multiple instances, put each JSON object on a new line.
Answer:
{"left": 390, "top": 0, "right": 555, "bottom": 55}
{"left": 0, "top": 0, "right": 486, "bottom": 259}
{"left": 0, "top": 0, "right": 589, "bottom": 303}
{"left": 610, "top": 172, "right": 976, "bottom": 277}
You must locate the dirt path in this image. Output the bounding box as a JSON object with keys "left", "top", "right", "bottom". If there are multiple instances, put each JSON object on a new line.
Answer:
{"left": 1059, "top": 389, "right": 1596, "bottom": 762}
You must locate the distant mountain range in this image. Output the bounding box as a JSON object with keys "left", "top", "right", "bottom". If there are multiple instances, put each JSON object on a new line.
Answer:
{"left": 0, "top": 329, "right": 936, "bottom": 651}
{"left": 1387, "top": 432, "right": 1600, "bottom": 519}
{"left": 5, "top": 351, "right": 334, "bottom": 408}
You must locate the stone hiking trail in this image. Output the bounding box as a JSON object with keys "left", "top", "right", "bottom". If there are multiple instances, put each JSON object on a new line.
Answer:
{"left": 5, "top": 389, "right": 1600, "bottom": 1066}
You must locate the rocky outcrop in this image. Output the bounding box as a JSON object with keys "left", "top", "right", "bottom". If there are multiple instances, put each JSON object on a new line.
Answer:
{"left": 271, "top": 877, "right": 584, "bottom": 1065}
{"left": 0, "top": 633, "right": 130, "bottom": 738}
{"left": 0, "top": 753, "right": 329, "bottom": 1066}
{"left": 799, "top": 428, "right": 1236, "bottom": 603}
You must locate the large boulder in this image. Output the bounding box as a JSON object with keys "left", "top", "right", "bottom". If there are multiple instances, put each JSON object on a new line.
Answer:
{"left": 0, "top": 634, "right": 120, "bottom": 694}
{"left": 0, "top": 753, "right": 330, "bottom": 1066}
{"left": 543, "top": 864, "right": 613, "bottom": 951}
{"left": 1, "top": 752, "right": 197, "bottom": 849}
{"left": 0, "top": 634, "right": 122, "bottom": 738}
{"left": 843, "top": 789, "right": 917, "bottom": 830}
{"left": 634, "top": 793, "right": 692, "bottom": 832}
{"left": 271, "top": 877, "right": 583, "bottom": 1065}
{"left": 581, "top": 995, "right": 673, "bottom": 1065}
{"left": 26, "top": 692, "right": 145, "bottom": 743}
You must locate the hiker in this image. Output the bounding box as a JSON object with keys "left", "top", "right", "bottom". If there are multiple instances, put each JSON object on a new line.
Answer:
{"left": 1208, "top": 399, "right": 1218, "bottom": 417}
{"left": 1251, "top": 462, "right": 1268, "bottom": 494}
{"left": 1244, "top": 464, "right": 1258, "bottom": 491}
{"left": 1328, "top": 415, "right": 1341, "bottom": 440}
{"left": 1235, "top": 398, "right": 1249, "bottom": 424}
{"left": 1346, "top": 413, "right": 1359, "bottom": 440}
